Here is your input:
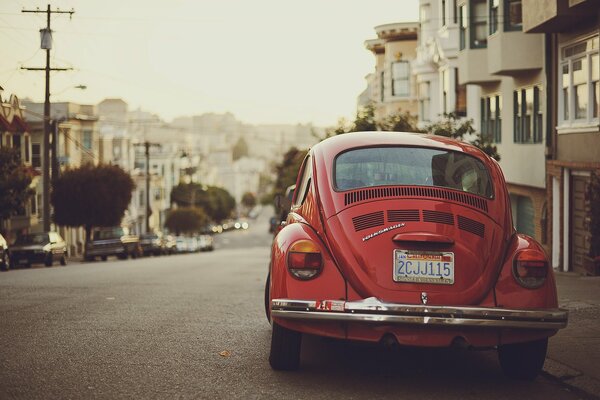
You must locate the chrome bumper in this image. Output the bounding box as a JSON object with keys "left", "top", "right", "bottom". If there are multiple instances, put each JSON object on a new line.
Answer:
{"left": 271, "top": 298, "right": 568, "bottom": 330}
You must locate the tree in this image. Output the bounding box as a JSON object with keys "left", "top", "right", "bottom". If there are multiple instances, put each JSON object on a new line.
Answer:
{"left": 273, "top": 147, "right": 307, "bottom": 197}
{"left": 232, "top": 137, "right": 249, "bottom": 161}
{"left": 424, "top": 112, "right": 501, "bottom": 161}
{"left": 241, "top": 192, "right": 257, "bottom": 209}
{"left": 171, "top": 183, "right": 235, "bottom": 223}
{"left": 379, "top": 111, "right": 422, "bottom": 132}
{"left": 0, "top": 148, "right": 34, "bottom": 227}
{"left": 326, "top": 104, "right": 421, "bottom": 136}
{"left": 51, "top": 164, "right": 134, "bottom": 242}
{"left": 165, "top": 207, "right": 208, "bottom": 235}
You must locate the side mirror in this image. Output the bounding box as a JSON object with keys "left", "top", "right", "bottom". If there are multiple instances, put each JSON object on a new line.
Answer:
{"left": 274, "top": 194, "right": 283, "bottom": 211}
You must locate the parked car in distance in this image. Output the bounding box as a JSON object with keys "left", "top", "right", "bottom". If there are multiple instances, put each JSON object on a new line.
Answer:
{"left": 197, "top": 234, "right": 214, "bottom": 251}
{"left": 85, "top": 226, "right": 141, "bottom": 261}
{"left": 175, "top": 236, "right": 189, "bottom": 253}
{"left": 266, "top": 131, "right": 568, "bottom": 379}
{"left": 186, "top": 236, "right": 199, "bottom": 253}
{"left": 140, "top": 232, "right": 165, "bottom": 256}
{"left": 163, "top": 235, "right": 177, "bottom": 255}
{"left": 10, "top": 232, "right": 67, "bottom": 267}
{"left": 0, "top": 233, "right": 11, "bottom": 271}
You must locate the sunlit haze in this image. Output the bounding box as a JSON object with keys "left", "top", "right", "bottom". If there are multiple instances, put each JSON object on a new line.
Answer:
{"left": 0, "top": 0, "right": 419, "bottom": 126}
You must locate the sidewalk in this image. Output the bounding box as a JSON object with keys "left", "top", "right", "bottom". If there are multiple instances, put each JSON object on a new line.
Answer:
{"left": 545, "top": 271, "right": 600, "bottom": 398}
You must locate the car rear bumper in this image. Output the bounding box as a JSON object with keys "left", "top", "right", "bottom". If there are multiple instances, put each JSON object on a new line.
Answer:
{"left": 271, "top": 297, "right": 568, "bottom": 330}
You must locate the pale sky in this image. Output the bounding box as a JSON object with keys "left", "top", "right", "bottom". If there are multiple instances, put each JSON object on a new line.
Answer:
{"left": 0, "top": 0, "right": 419, "bottom": 127}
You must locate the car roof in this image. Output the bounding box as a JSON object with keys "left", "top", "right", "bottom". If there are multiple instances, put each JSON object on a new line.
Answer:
{"left": 312, "top": 131, "right": 485, "bottom": 159}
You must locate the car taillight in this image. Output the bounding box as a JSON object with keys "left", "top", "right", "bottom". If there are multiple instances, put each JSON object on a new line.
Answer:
{"left": 513, "top": 249, "right": 548, "bottom": 289}
{"left": 287, "top": 239, "right": 322, "bottom": 280}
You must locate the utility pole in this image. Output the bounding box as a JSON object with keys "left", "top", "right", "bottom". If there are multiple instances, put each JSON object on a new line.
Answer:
{"left": 22, "top": 5, "right": 74, "bottom": 232}
{"left": 134, "top": 141, "right": 160, "bottom": 233}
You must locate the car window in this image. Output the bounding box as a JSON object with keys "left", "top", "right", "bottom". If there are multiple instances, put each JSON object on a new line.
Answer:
{"left": 293, "top": 156, "right": 311, "bottom": 207}
{"left": 15, "top": 233, "right": 49, "bottom": 245}
{"left": 93, "top": 227, "right": 125, "bottom": 240}
{"left": 335, "top": 146, "right": 493, "bottom": 198}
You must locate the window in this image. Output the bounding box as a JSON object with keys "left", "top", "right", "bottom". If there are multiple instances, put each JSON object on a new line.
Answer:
{"left": 453, "top": 0, "right": 458, "bottom": 23}
{"left": 442, "top": 69, "right": 450, "bottom": 115}
{"left": 489, "top": 0, "right": 499, "bottom": 34}
{"left": 441, "top": 0, "right": 447, "bottom": 27}
{"left": 32, "top": 143, "right": 41, "bottom": 168}
{"left": 82, "top": 129, "right": 93, "bottom": 150}
{"left": 470, "top": 0, "right": 488, "bottom": 48}
{"left": 455, "top": 69, "right": 467, "bottom": 116}
{"left": 12, "top": 134, "right": 21, "bottom": 153}
{"left": 392, "top": 61, "right": 410, "bottom": 97}
{"left": 293, "top": 155, "right": 312, "bottom": 207}
{"left": 459, "top": 4, "right": 467, "bottom": 50}
{"left": 514, "top": 86, "right": 542, "bottom": 143}
{"left": 335, "top": 147, "right": 494, "bottom": 198}
{"left": 504, "top": 0, "right": 522, "bottom": 31}
{"left": 559, "top": 35, "right": 599, "bottom": 126}
{"left": 379, "top": 71, "right": 385, "bottom": 102}
{"left": 419, "top": 82, "right": 431, "bottom": 122}
{"left": 481, "top": 95, "right": 502, "bottom": 143}
{"left": 24, "top": 135, "right": 30, "bottom": 163}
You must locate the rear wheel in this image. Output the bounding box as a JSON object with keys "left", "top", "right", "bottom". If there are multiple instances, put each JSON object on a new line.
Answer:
{"left": 44, "top": 254, "right": 53, "bottom": 267}
{"left": 498, "top": 338, "right": 548, "bottom": 380}
{"left": 269, "top": 321, "right": 302, "bottom": 371}
{"left": 101, "top": 255, "right": 108, "bottom": 261}
{"left": 60, "top": 255, "right": 67, "bottom": 266}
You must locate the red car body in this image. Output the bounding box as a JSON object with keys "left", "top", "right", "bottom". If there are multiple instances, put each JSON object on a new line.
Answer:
{"left": 266, "top": 131, "right": 568, "bottom": 379}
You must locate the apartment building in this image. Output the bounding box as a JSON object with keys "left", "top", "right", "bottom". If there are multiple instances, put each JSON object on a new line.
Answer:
{"left": 0, "top": 93, "right": 37, "bottom": 241}
{"left": 456, "top": 0, "right": 548, "bottom": 249}
{"left": 360, "top": 22, "right": 420, "bottom": 120}
{"left": 23, "top": 100, "right": 100, "bottom": 255}
{"left": 523, "top": 0, "right": 599, "bottom": 274}
{"left": 413, "top": 0, "right": 468, "bottom": 125}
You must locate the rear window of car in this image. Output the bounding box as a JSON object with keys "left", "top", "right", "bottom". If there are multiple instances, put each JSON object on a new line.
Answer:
{"left": 93, "top": 227, "right": 125, "bottom": 240}
{"left": 334, "top": 146, "right": 493, "bottom": 198}
{"left": 15, "top": 233, "right": 49, "bottom": 245}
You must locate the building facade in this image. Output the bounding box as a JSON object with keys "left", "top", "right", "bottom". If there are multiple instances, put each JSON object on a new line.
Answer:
{"left": 0, "top": 93, "right": 37, "bottom": 242}
{"left": 523, "top": 0, "right": 599, "bottom": 274}
{"left": 455, "top": 0, "right": 548, "bottom": 250}
{"left": 360, "top": 22, "right": 420, "bottom": 120}
{"left": 23, "top": 100, "right": 100, "bottom": 255}
{"left": 413, "top": 0, "right": 468, "bottom": 126}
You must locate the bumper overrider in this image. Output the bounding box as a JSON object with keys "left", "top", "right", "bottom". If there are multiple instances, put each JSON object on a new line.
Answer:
{"left": 271, "top": 298, "right": 568, "bottom": 330}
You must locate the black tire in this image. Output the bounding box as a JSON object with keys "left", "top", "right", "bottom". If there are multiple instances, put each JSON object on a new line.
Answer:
{"left": 269, "top": 321, "right": 302, "bottom": 371}
{"left": 84, "top": 255, "right": 95, "bottom": 262}
{"left": 264, "top": 274, "right": 271, "bottom": 322}
{"left": 60, "top": 255, "right": 67, "bottom": 266}
{"left": 44, "top": 254, "right": 53, "bottom": 267}
{"left": 498, "top": 338, "right": 548, "bottom": 380}
{"left": 101, "top": 255, "right": 108, "bottom": 261}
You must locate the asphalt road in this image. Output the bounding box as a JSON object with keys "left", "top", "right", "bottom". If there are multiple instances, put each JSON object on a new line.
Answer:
{"left": 0, "top": 210, "right": 586, "bottom": 399}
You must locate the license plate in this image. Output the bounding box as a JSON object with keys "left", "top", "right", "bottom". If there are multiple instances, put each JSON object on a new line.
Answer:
{"left": 18, "top": 259, "right": 28, "bottom": 264}
{"left": 393, "top": 250, "right": 454, "bottom": 285}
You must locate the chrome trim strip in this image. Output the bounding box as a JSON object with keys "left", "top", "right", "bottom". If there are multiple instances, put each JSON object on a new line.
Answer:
{"left": 271, "top": 298, "right": 568, "bottom": 330}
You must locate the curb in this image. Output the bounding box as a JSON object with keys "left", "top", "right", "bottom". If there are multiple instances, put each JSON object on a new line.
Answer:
{"left": 543, "top": 358, "right": 600, "bottom": 400}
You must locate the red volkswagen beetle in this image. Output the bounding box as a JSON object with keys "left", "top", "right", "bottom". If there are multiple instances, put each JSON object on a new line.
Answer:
{"left": 265, "top": 131, "right": 568, "bottom": 379}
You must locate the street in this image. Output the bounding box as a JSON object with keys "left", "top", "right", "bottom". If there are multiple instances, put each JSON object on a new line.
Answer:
{"left": 0, "top": 210, "right": 594, "bottom": 399}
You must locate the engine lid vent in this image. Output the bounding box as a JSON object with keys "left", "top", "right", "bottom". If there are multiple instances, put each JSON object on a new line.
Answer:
{"left": 458, "top": 215, "right": 485, "bottom": 238}
{"left": 423, "top": 210, "right": 454, "bottom": 225}
{"left": 352, "top": 211, "right": 385, "bottom": 232}
{"left": 387, "top": 209, "right": 420, "bottom": 222}
{"left": 343, "top": 186, "right": 488, "bottom": 212}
